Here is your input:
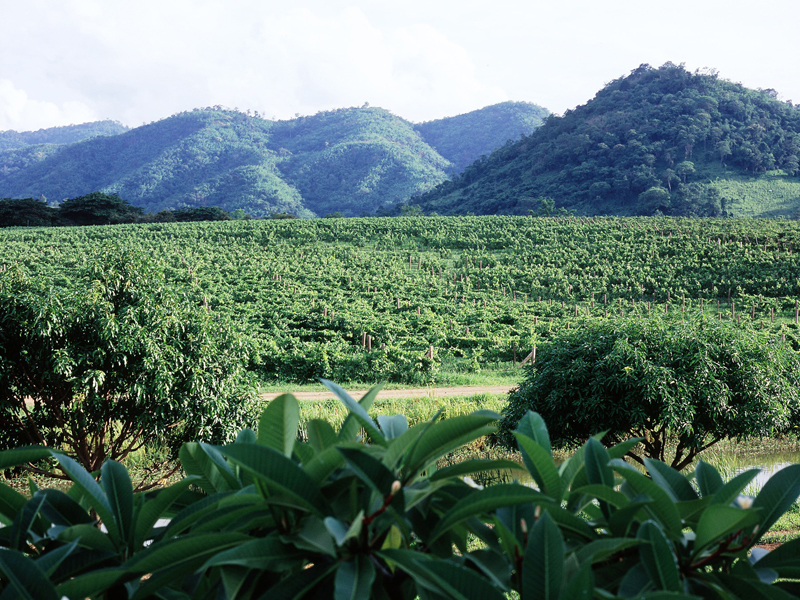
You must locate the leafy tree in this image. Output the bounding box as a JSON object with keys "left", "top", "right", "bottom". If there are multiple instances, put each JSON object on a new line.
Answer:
{"left": 0, "top": 249, "right": 257, "bottom": 487}
{"left": 58, "top": 191, "right": 143, "bottom": 225}
{"left": 498, "top": 316, "right": 800, "bottom": 470}
{"left": 171, "top": 206, "right": 231, "bottom": 221}
{"left": 637, "top": 186, "right": 671, "bottom": 214}
{"left": 0, "top": 198, "right": 57, "bottom": 227}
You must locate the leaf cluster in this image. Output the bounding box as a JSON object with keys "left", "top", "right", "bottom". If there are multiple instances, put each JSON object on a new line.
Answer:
{"left": 3, "top": 385, "right": 800, "bottom": 598}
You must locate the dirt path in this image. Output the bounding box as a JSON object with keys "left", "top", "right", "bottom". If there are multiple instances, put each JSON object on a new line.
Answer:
{"left": 260, "top": 385, "right": 516, "bottom": 402}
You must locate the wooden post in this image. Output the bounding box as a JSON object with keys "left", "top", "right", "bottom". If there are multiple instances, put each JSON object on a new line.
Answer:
{"left": 732, "top": 301, "right": 735, "bottom": 319}
{"left": 361, "top": 332, "right": 366, "bottom": 349}
{"left": 574, "top": 304, "right": 578, "bottom": 317}
{"left": 367, "top": 335, "right": 372, "bottom": 352}
{"left": 465, "top": 326, "right": 470, "bottom": 336}
{"left": 512, "top": 341, "right": 517, "bottom": 367}
{"left": 428, "top": 346, "right": 434, "bottom": 359}
{"left": 752, "top": 304, "right": 755, "bottom": 319}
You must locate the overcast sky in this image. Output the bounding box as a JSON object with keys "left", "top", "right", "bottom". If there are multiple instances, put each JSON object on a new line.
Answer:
{"left": 2, "top": 0, "right": 799, "bottom": 132}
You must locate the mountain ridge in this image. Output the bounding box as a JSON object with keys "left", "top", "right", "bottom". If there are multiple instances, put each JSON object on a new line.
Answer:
{"left": 0, "top": 102, "right": 548, "bottom": 217}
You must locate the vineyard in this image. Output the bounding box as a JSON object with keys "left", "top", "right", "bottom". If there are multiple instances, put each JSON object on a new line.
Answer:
{"left": 2, "top": 215, "right": 800, "bottom": 384}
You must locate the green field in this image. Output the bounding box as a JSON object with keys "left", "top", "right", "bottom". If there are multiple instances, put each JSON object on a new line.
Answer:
{"left": 2, "top": 215, "right": 800, "bottom": 386}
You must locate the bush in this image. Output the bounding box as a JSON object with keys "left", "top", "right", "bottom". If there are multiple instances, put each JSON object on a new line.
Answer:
{"left": 498, "top": 316, "right": 800, "bottom": 469}
{"left": 2, "top": 382, "right": 800, "bottom": 598}
{"left": 0, "top": 248, "right": 257, "bottom": 485}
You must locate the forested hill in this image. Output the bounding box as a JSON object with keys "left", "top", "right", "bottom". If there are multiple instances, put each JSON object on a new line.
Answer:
{"left": 413, "top": 101, "right": 549, "bottom": 175}
{"left": 411, "top": 63, "right": 800, "bottom": 218}
{"left": 0, "top": 102, "right": 547, "bottom": 218}
{"left": 0, "top": 120, "right": 128, "bottom": 151}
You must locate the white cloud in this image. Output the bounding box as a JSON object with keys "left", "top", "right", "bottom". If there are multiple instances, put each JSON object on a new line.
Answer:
{"left": 0, "top": 80, "right": 97, "bottom": 131}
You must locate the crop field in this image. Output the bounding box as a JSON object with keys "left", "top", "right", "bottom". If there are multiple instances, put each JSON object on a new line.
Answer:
{"left": 2, "top": 215, "right": 800, "bottom": 385}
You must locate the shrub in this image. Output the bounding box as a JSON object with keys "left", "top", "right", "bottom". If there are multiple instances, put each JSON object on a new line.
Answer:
{"left": 498, "top": 315, "right": 800, "bottom": 469}
{"left": 0, "top": 248, "right": 257, "bottom": 486}
{"left": 2, "top": 382, "right": 800, "bottom": 597}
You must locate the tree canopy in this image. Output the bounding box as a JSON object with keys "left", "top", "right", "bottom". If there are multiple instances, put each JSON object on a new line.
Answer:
{"left": 498, "top": 316, "right": 800, "bottom": 469}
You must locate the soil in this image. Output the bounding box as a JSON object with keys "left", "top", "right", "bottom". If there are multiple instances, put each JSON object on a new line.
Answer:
{"left": 260, "top": 385, "right": 515, "bottom": 402}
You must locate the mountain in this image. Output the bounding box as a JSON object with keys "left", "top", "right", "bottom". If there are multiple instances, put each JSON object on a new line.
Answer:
{"left": 414, "top": 101, "right": 548, "bottom": 175}
{"left": 0, "top": 120, "right": 128, "bottom": 151}
{"left": 0, "top": 103, "right": 547, "bottom": 218}
{"left": 410, "top": 63, "right": 800, "bottom": 218}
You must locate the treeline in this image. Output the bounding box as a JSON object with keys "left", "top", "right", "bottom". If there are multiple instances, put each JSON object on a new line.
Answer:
{"left": 412, "top": 63, "right": 800, "bottom": 217}
{"left": 0, "top": 192, "right": 283, "bottom": 227}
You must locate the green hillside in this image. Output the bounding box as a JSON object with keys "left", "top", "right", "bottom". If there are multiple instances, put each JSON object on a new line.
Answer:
{"left": 411, "top": 63, "right": 800, "bottom": 218}
{"left": 0, "top": 120, "right": 128, "bottom": 151}
{"left": 0, "top": 104, "right": 544, "bottom": 218}
{"left": 414, "top": 101, "right": 549, "bottom": 175}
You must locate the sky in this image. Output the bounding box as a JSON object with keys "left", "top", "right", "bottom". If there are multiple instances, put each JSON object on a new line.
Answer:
{"left": 2, "top": 0, "right": 799, "bottom": 132}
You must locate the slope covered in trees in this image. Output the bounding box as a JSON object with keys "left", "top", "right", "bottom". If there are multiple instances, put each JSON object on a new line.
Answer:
{"left": 0, "top": 104, "right": 546, "bottom": 217}
{"left": 411, "top": 63, "right": 800, "bottom": 218}
{"left": 413, "top": 101, "right": 549, "bottom": 175}
{"left": 0, "top": 120, "right": 128, "bottom": 151}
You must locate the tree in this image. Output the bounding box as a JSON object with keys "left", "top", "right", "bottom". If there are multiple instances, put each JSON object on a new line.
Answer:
{"left": 0, "top": 249, "right": 257, "bottom": 487}
{"left": 0, "top": 198, "right": 57, "bottom": 227}
{"left": 58, "top": 192, "right": 143, "bottom": 225}
{"left": 171, "top": 206, "right": 231, "bottom": 221}
{"left": 675, "top": 161, "right": 696, "bottom": 183}
{"left": 637, "top": 186, "right": 671, "bottom": 215}
{"left": 498, "top": 316, "right": 800, "bottom": 470}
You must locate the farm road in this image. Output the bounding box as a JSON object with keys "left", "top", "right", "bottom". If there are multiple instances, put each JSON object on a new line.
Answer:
{"left": 260, "top": 385, "right": 515, "bottom": 402}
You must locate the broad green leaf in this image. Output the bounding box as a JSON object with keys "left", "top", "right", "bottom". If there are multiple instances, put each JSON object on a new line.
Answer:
{"left": 338, "top": 446, "right": 397, "bottom": 495}
{"left": 429, "top": 459, "right": 526, "bottom": 482}
{"left": 235, "top": 427, "right": 256, "bottom": 444}
{"left": 610, "top": 459, "right": 682, "bottom": 534}
{"left": 294, "top": 515, "right": 337, "bottom": 558}
{"left": 377, "top": 414, "right": 409, "bottom": 440}
{"left": 100, "top": 460, "right": 133, "bottom": 546}
{"left": 34, "top": 539, "right": 79, "bottom": 578}
{"left": 715, "top": 574, "right": 796, "bottom": 599}
{"left": 573, "top": 538, "right": 642, "bottom": 565}
{"left": 257, "top": 392, "right": 300, "bottom": 457}
{"left": 307, "top": 419, "right": 339, "bottom": 452}
{"left": 515, "top": 411, "right": 552, "bottom": 457}
{"left": 709, "top": 468, "right": 760, "bottom": 506}
{"left": 753, "top": 537, "right": 800, "bottom": 577}
{"left": 523, "top": 512, "right": 564, "bottom": 600}
{"left": 608, "top": 437, "right": 645, "bottom": 460}
{"left": 10, "top": 494, "right": 46, "bottom": 552}
{"left": 56, "top": 523, "right": 117, "bottom": 553}
{"left": 201, "top": 536, "right": 307, "bottom": 570}
{"left": 134, "top": 476, "right": 200, "bottom": 549}
{"left": 322, "top": 379, "right": 385, "bottom": 445}
{"left": 52, "top": 453, "right": 119, "bottom": 541}
{"left": 0, "top": 549, "right": 59, "bottom": 600}
{"left": 694, "top": 504, "right": 761, "bottom": 557}
{"left": 263, "top": 562, "right": 338, "bottom": 600}
{"left": 220, "top": 443, "right": 326, "bottom": 514}
{"left": 420, "top": 560, "right": 507, "bottom": 600}
{"left": 752, "top": 464, "right": 800, "bottom": 543}
{"left": 644, "top": 458, "right": 698, "bottom": 502}
{"left": 37, "top": 489, "right": 94, "bottom": 527}
{"left": 429, "top": 484, "right": 549, "bottom": 543}
{"left": 0, "top": 483, "right": 26, "bottom": 525}
{"left": 584, "top": 438, "right": 614, "bottom": 488}
{"left": 125, "top": 532, "right": 249, "bottom": 574}
{"left": 540, "top": 505, "right": 597, "bottom": 541}
{"left": 0, "top": 446, "right": 52, "bottom": 471}
{"left": 637, "top": 520, "right": 681, "bottom": 592}
{"left": 404, "top": 411, "right": 498, "bottom": 480}
{"left": 179, "top": 442, "right": 240, "bottom": 494}
{"left": 561, "top": 561, "right": 594, "bottom": 599}
{"left": 335, "top": 554, "right": 376, "bottom": 600}
{"left": 569, "top": 484, "right": 630, "bottom": 509}
{"left": 695, "top": 461, "right": 724, "bottom": 497}
{"left": 514, "top": 432, "right": 562, "bottom": 500}
{"left": 325, "top": 511, "right": 364, "bottom": 547}
{"left": 304, "top": 446, "right": 347, "bottom": 485}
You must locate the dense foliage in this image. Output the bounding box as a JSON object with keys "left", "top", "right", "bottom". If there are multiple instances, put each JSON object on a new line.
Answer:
{"left": 0, "top": 248, "right": 257, "bottom": 484}
{"left": 1, "top": 215, "right": 800, "bottom": 384}
{"left": 413, "top": 101, "right": 549, "bottom": 175}
{"left": 2, "top": 386, "right": 800, "bottom": 598}
{"left": 0, "top": 104, "right": 544, "bottom": 217}
{"left": 498, "top": 316, "right": 800, "bottom": 469}
{"left": 0, "top": 120, "right": 128, "bottom": 151}
{"left": 413, "top": 63, "right": 800, "bottom": 218}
